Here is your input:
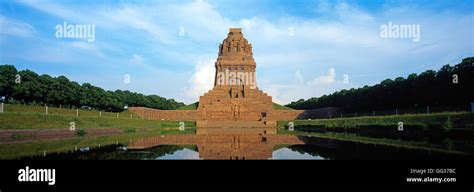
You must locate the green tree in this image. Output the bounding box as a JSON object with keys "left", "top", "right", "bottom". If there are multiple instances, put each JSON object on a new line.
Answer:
{"left": 286, "top": 57, "right": 474, "bottom": 113}
{"left": 0, "top": 65, "right": 18, "bottom": 102}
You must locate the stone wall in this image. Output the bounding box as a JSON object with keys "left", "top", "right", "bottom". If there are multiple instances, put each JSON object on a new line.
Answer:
{"left": 129, "top": 107, "right": 201, "bottom": 121}
{"left": 270, "top": 110, "right": 305, "bottom": 120}
{"left": 297, "top": 107, "right": 342, "bottom": 119}
{"left": 198, "top": 86, "right": 274, "bottom": 121}
{"left": 129, "top": 107, "right": 341, "bottom": 121}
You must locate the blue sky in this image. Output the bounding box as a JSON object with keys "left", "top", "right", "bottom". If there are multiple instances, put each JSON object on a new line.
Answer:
{"left": 0, "top": 0, "right": 473, "bottom": 104}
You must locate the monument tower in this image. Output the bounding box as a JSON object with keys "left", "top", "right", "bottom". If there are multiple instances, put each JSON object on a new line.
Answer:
{"left": 197, "top": 28, "right": 275, "bottom": 134}
{"left": 213, "top": 28, "right": 255, "bottom": 88}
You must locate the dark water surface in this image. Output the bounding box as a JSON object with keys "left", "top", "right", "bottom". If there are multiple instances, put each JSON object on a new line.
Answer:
{"left": 20, "top": 135, "right": 471, "bottom": 160}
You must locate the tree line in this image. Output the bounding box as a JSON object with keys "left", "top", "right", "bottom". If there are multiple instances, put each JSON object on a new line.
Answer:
{"left": 0, "top": 65, "right": 185, "bottom": 111}
{"left": 286, "top": 57, "right": 474, "bottom": 113}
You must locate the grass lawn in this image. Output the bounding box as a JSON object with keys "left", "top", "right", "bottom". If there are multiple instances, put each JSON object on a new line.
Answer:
{"left": 0, "top": 104, "right": 196, "bottom": 131}
{"left": 3, "top": 104, "right": 138, "bottom": 118}
{"left": 176, "top": 102, "right": 199, "bottom": 110}
{"left": 272, "top": 103, "right": 294, "bottom": 110}
{"left": 278, "top": 112, "right": 474, "bottom": 130}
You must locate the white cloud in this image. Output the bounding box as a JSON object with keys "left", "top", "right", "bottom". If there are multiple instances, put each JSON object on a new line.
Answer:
{"left": 307, "top": 68, "right": 336, "bottom": 85}
{"left": 67, "top": 41, "right": 105, "bottom": 58}
{"left": 262, "top": 68, "right": 356, "bottom": 104}
{"left": 19, "top": 1, "right": 82, "bottom": 21}
{"left": 0, "top": 15, "right": 36, "bottom": 37}
{"left": 183, "top": 58, "right": 215, "bottom": 103}
{"left": 334, "top": 2, "right": 374, "bottom": 22}
{"left": 295, "top": 70, "right": 304, "bottom": 84}
{"left": 10, "top": 40, "right": 106, "bottom": 65}
{"left": 125, "top": 54, "right": 173, "bottom": 77}
{"left": 129, "top": 54, "right": 144, "bottom": 66}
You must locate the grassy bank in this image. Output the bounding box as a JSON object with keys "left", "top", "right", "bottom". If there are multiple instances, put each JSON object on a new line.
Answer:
{"left": 278, "top": 112, "right": 474, "bottom": 129}
{"left": 272, "top": 103, "right": 294, "bottom": 110}
{"left": 0, "top": 104, "right": 196, "bottom": 131}
{"left": 177, "top": 102, "right": 199, "bottom": 110}
{"left": 0, "top": 112, "right": 195, "bottom": 131}
{"left": 3, "top": 104, "right": 139, "bottom": 118}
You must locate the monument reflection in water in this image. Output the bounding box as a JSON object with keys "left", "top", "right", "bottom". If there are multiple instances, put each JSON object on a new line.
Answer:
{"left": 128, "top": 134, "right": 307, "bottom": 160}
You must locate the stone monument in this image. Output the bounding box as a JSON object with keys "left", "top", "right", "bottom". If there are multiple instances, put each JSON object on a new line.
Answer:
{"left": 129, "top": 28, "right": 329, "bottom": 134}
{"left": 196, "top": 28, "right": 275, "bottom": 134}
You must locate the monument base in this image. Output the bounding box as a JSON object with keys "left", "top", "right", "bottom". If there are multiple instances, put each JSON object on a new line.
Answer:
{"left": 196, "top": 120, "right": 276, "bottom": 135}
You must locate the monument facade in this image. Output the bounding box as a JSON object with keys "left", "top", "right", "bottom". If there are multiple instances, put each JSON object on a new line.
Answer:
{"left": 196, "top": 28, "right": 275, "bottom": 134}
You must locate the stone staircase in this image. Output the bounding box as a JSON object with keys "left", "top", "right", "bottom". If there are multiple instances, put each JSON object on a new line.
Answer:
{"left": 196, "top": 120, "right": 276, "bottom": 135}
{"left": 197, "top": 120, "right": 272, "bottom": 128}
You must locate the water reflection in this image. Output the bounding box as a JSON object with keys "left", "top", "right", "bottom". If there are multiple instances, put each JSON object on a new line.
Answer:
{"left": 128, "top": 134, "right": 305, "bottom": 160}
{"left": 155, "top": 148, "right": 201, "bottom": 160}
{"left": 271, "top": 148, "right": 325, "bottom": 160}
{"left": 20, "top": 134, "right": 473, "bottom": 160}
